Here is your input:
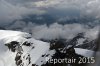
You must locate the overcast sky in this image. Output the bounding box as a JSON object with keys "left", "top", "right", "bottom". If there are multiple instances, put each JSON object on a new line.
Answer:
{"left": 0, "top": 0, "right": 100, "bottom": 26}
{"left": 0, "top": 0, "right": 99, "bottom": 40}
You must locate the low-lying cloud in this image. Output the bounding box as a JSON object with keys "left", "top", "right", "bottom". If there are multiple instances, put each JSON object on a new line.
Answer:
{"left": 21, "top": 23, "right": 99, "bottom": 40}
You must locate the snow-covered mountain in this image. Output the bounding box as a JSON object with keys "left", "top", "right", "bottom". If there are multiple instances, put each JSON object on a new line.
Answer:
{"left": 0, "top": 30, "right": 95, "bottom": 66}
{"left": 0, "top": 30, "right": 56, "bottom": 66}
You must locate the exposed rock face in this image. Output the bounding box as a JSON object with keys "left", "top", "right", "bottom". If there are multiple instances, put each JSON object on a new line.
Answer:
{"left": 42, "top": 39, "right": 87, "bottom": 66}
{"left": 5, "top": 41, "right": 20, "bottom": 52}
{"left": 5, "top": 41, "right": 31, "bottom": 66}
{"left": 65, "top": 33, "right": 97, "bottom": 50}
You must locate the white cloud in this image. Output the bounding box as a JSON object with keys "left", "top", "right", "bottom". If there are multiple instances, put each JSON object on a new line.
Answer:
{"left": 33, "top": 0, "right": 88, "bottom": 9}
{"left": 82, "top": 0, "right": 100, "bottom": 18}
{"left": 6, "top": 21, "right": 99, "bottom": 41}
{"left": 85, "top": 26, "right": 99, "bottom": 40}
{"left": 24, "top": 23, "right": 99, "bottom": 40}
{"left": 33, "top": 0, "right": 100, "bottom": 19}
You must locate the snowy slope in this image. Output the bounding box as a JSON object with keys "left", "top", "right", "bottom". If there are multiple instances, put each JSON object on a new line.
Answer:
{"left": 0, "top": 30, "right": 95, "bottom": 66}
{"left": 75, "top": 48, "right": 94, "bottom": 57}
{"left": 0, "top": 30, "right": 55, "bottom": 66}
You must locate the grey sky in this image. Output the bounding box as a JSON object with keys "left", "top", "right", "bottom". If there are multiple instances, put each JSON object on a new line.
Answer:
{"left": 0, "top": 0, "right": 100, "bottom": 26}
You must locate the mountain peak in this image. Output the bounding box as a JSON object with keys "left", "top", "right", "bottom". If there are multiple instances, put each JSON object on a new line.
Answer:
{"left": 0, "top": 30, "right": 95, "bottom": 66}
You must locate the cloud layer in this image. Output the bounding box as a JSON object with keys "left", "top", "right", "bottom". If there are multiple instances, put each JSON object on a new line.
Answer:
{"left": 0, "top": 0, "right": 46, "bottom": 26}
{"left": 0, "top": 0, "right": 100, "bottom": 26}
{"left": 19, "top": 23, "right": 99, "bottom": 40}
